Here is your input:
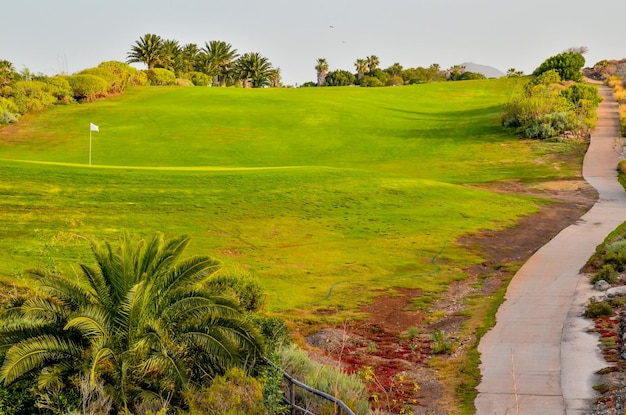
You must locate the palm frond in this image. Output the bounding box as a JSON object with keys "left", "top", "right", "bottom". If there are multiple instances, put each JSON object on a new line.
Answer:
{"left": 0, "top": 335, "right": 82, "bottom": 385}
{"left": 28, "top": 270, "right": 92, "bottom": 309}
{"left": 89, "top": 346, "right": 115, "bottom": 385}
{"left": 65, "top": 305, "right": 111, "bottom": 343}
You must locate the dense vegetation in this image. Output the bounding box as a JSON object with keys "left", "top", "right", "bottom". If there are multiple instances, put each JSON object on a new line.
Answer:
{"left": 503, "top": 50, "right": 602, "bottom": 139}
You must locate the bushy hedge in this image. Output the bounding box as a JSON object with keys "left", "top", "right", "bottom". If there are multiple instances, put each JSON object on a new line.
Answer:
{"left": 66, "top": 74, "right": 109, "bottom": 102}
{"left": 145, "top": 68, "right": 176, "bottom": 85}
{"left": 0, "top": 60, "right": 147, "bottom": 126}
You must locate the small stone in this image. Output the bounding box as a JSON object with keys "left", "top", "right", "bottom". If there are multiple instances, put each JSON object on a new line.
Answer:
{"left": 595, "top": 280, "right": 611, "bottom": 291}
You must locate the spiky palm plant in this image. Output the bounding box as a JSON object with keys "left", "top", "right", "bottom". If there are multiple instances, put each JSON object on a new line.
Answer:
{"left": 0, "top": 232, "right": 264, "bottom": 412}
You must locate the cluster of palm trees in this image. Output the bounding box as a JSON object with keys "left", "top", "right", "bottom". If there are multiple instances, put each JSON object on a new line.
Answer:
{"left": 127, "top": 34, "right": 280, "bottom": 88}
{"left": 315, "top": 56, "right": 381, "bottom": 86}
{"left": 0, "top": 232, "right": 265, "bottom": 413}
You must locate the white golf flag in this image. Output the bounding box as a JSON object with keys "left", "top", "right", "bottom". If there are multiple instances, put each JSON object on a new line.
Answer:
{"left": 90, "top": 123, "right": 99, "bottom": 132}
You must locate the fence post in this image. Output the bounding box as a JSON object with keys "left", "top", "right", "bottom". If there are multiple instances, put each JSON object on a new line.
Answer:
{"left": 290, "top": 381, "right": 296, "bottom": 415}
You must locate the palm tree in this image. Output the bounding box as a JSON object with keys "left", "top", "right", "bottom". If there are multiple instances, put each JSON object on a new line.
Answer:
{"left": 387, "top": 62, "right": 403, "bottom": 78}
{"left": 201, "top": 40, "right": 239, "bottom": 87}
{"left": 180, "top": 43, "right": 200, "bottom": 74}
{"left": 126, "top": 34, "right": 164, "bottom": 69}
{"left": 268, "top": 67, "right": 281, "bottom": 88}
{"left": 0, "top": 232, "right": 264, "bottom": 412}
{"left": 366, "top": 55, "right": 380, "bottom": 73}
{"left": 354, "top": 59, "right": 367, "bottom": 80}
{"left": 0, "top": 60, "right": 15, "bottom": 87}
{"left": 315, "top": 58, "right": 329, "bottom": 86}
{"left": 159, "top": 39, "right": 181, "bottom": 72}
{"left": 235, "top": 53, "right": 274, "bottom": 88}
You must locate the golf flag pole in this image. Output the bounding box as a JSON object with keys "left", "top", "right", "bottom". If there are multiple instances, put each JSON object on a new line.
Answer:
{"left": 89, "top": 123, "right": 99, "bottom": 166}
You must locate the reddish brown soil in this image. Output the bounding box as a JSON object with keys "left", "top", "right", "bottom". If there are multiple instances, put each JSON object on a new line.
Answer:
{"left": 305, "top": 179, "right": 598, "bottom": 414}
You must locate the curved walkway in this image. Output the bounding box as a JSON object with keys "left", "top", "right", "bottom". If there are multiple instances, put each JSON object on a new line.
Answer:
{"left": 475, "top": 86, "right": 626, "bottom": 415}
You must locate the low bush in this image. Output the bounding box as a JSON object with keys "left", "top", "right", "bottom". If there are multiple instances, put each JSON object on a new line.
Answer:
{"left": 145, "top": 68, "right": 176, "bottom": 86}
{"left": 590, "top": 263, "right": 619, "bottom": 285}
{"left": 209, "top": 271, "right": 265, "bottom": 312}
{"left": 584, "top": 298, "right": 613, "bottom": 318}
{"left": 67, "top": 74, "right": 109, "bottom": 102}
{"left": 185, "top": 367, "right": 265, "bottom": 415}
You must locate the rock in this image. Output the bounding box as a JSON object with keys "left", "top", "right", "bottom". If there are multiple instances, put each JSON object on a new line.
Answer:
{"left": 595, "top": 280, "right": 611, "bottom": 291}
{"left": 606, "top": 286, "right": 626, "bottom": 296}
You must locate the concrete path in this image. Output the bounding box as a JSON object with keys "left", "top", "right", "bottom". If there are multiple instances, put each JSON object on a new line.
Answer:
{"left": 475, "top": 86, "right": 626, "bottom": 415}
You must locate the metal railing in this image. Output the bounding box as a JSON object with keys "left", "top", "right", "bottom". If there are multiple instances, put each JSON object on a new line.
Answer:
{"left": 263, "top": 357, "right": 356, "bottom": 415}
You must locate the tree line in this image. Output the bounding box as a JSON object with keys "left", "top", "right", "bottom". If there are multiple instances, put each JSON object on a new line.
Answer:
{"left": 308, "top": 57, "right": 498, "bottom": 88}
{"left": 127, "top": 34, "right": 280, "bottom": 88}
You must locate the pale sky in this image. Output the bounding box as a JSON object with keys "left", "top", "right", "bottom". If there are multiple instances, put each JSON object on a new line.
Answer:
{"left": 2, "top": 0, "right": 625, "bottom": 86}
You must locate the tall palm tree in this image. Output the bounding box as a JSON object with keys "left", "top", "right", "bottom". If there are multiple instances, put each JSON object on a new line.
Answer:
{"left": 366, "top": 55, "right": 380, "bottom": 73}
{"left": 315, "top": 58, "right": 329, "bottom": 86}
{"left": 354, "top": 58, "right": 367, "bottom": 80}
{"left": 159, "top": 39, "right": 181, "bottom": 72}
{"left": 235, "top": 53, "right": 274, "bottom": 88}
{"left": 201, "top": 40, "right": 239, "bottom": 87}
{"left": 180, "top": 43, "right": 200, "bottom": 74}
{"left": 0, "top": 232, "right": 264, "bottom": 412}
{"left": 126, "top": 34, "right": 164, "bottom": 69}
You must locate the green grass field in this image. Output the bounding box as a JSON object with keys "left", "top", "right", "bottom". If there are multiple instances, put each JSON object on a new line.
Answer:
{"left": 0, "top": 79, "right": 586, "bottom": 318}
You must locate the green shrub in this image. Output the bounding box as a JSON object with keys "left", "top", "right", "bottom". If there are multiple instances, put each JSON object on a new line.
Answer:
{"left": 180, "top": 71, "right": 211, "bottom": 86}
{"left": 0, "top": 377, "right": 38, "bottom": 415}
{"left": 590, "top": 263, "right": 619, "bottom": 285}
{"left": 584, "top": 298, "right": 613, "bottom": 318}
{"left": 67, "top": 74, "right": 109, "bottom": 101}
{"left": 145, "top": 68, "right": 176, "bottom": 86}
{"left": 176, "top": 78, "right": 194, "bottom": 87}
{"left": 45, "top": 76, "right": 74, "bottom": 104}
{"left": 431, "top": 329, "right": 453, "bottom": 354}
{"left": 249, "top": 314, "right": 291, "bottom": 353}
{"left": 186, "top": 367, "right": 265, "bottom": 415}
{"left": 11, "top": 80, "right": 58, "bottom": 113}
{"left": 209, "top": 271, "right": 265, "bottom": 312}
{"left": 0, "top": 97, "right": 19, "bottom": 124}
{"left": 360, "top": 76, "right": 383, "bottom": 87}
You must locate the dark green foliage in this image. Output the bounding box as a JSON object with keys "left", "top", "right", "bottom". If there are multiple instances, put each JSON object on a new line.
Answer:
{"left": 584, "top": 298, "right": 613, "bottom": 318}
{"left": 457, "top": 72, "right": 486, "bottom": 81}
{"left": 209, "top": 271, "right": 265, "bottom": 312}
{"left": 324, "top": 70, "right": 355, "bottom": 86}
{"left": 359, "top": 75, "right": 383, "bottom": 87}
{"left": 0, "top": 377, "right": 38, "bottom": 415}
{"left": 534, "top": 51, "right": 585, "bottom": 82}
{"left": 249, "top": 315, "right": 291, "bottom": 353}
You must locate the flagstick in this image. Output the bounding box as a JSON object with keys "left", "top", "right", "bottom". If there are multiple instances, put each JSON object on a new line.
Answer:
{"left": 89, "top": 128, "right": 92, "bottom": 166}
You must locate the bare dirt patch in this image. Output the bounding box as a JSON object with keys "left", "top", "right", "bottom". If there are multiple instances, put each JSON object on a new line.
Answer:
{"left": 304, "top": 179, "right": 598, "bottom": 414}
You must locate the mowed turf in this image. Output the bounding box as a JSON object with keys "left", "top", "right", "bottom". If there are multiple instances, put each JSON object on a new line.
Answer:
{"left": 0, "top": 79, "right": 586, "bottom": 317}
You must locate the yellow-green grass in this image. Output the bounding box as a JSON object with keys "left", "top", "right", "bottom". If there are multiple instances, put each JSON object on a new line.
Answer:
{"left": 0, "top": 79, "right": 586, "bottom": 319}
